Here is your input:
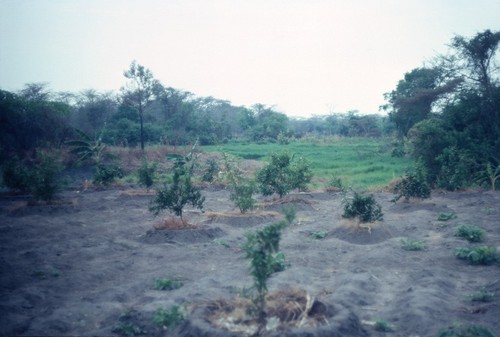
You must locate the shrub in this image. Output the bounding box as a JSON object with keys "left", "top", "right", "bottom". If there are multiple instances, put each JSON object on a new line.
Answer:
{"left": 342, "top": 191, "right": 383, "bottom": 223}
{"left": 243, "top": 218, "right": 291, "bottom": 333}
{"left": 230, "top": 182, "right": 256, "bottom": 213}
{"left": 467, "top": 289, "right": 495, "bottom": 302}
{"left": 400, "top": 238, "right": 426, "bottom": 251}
{"left": 153, "top": 305, "right": 184, "bottom": 329}
{"left": 392, "top": 170, "right": 431, "bottom": 202}
{"left": 454, "top": 246, "right": 498, "bottom": 265}
{"left": 112, "top": 322, "right": 144, "bottom": 337}
{"left": 256, "top": 151, "right": 312, "bottom": 198}
{"left": 149, "top": 156, "right": 204, "bottom": 220}
{"left": 310, "top": 231, "right": 328, "bottom": 239}
{"left": 438, "top": 212, "right": 457, "bottom": 221}
{"left": 1, "top": 158, "right": 31, "bottom": 192}
{"left": 93, "top": 163, "right": 124, "bottom": 186}
{"left": 137, "top": 159, "right": 157, "bottom": 189}
{"left": 153, "top": 277, "right": 183, "bottom": 291}
{"left": 455, "top": 224, "right": 486, "bottom": 243}
{"left": 281, "top": 205, "right": 296, "bottom": 225}
{"left": 30, "top": 152, "right": 63, "bottom": 201}
{"left": 201, "top": 158, "right": 219, "bottom": 183}
{"left": 374, "top": 319, "right": 394, "bottom": 332}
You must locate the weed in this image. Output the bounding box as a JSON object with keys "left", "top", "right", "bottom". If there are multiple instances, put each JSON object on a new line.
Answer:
{"left": 153, "top": 277, "right": 183, "bottom": 291}
{"left": 93, "top": 163, "right": 123, "bottom": 186}
{"left": 374, "top": 319, "right": 394, "bottom": 332}
{"left": 342, "top": 191, "right": 383, "bottom": 223}
{"left": 213, "top": 238, "right": 231, "bottom": 248}
{"left": 437, "top": 324, "right": 497, "bottom": 337}
{"left": 454, "top": 246, "right": 499, "bottom": 265}
{"left": 438, "top": 212, "right": 457, "bottom": 221}
{"left": 281, "top": 205, "right": 297, "bottom": 225}
{"left": 153, "top": 305, "right": 185, "bottom": 329}
{"left": 455, "top": 224, "right": 486, "bottom": 243}
{"left": 310, "top": 231, "right": 328, "bottom": 239}
{"left": 326, "top": 175, "right": 344, "bottom": 191}
{"left": 400, "top": 238, "right": 426, "bottom": 251}
{"left": 467, "top": 289, "right": 496, "bottom": 302}
{"left": 112, "top": 322, "right": 144, "bottom": 337}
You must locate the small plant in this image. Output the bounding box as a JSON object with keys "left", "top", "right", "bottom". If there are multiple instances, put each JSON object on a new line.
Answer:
{"left": 374, "top": 319, "right": 394, "bottom": 332}
{"left": 112, "top": 322, "right": 144, "bottom": 337}
{"left": 1, "top": 157, "right": 32, "bottom": 192}
{"left": 137, "top": 159, "right": 157, "bottom": 190}
{"left": 342, "top": 191, "right": 383, "bottom": 223}
{"left": 149, "top": 156, "right": 205, "bottom": 220}
{"left": 93, "top": 163, "right": 124, "bottom": 186}
{"left": 66, "top": 128, "right": 106, "bottom": 164}
{"left": 392, "top": 170, "right": 431, "bottom": 202}
{"left": 213, "top": 238, "right": 231, "bottom": 248}
{"left": 455, "top": 224, "right": 486, "bottom": 243}
{"left": 243, "top": 218, "right": 291, "bottom": 333}
{"left": 201, "top": 158, "right": 219, "bottom": 183}
{"left": 438, "top": 212, "right": 457, "bottom": 221}
{"left": 467, "top": 289, "right": 495, "bottom": 302}
{"left": 230, "top": 182, "right": 257, "bottom": 213}
{"left": 30, "top": 151, "right": 63, "bottom": 201}
{"left": 400, "top": 238, "right": 426, "bottom": 251}
{"left": 437, "top": 324, "right": 497, "bottom": 337}
{"left": 153, "top": 305, "right": 185, "bottom": 329}
{"left": 326, "top": 175, "right": 344, "bottom": 191}
{"left": 454, "top": 246, "right": 499, "bottom": 265}
{"left": 153, "top": 277, "right": 183, "bottom": 291}
{"left": 310, "top": 231, "right": 328, "bottom": 239}
{"left": 281, "top": 205, "right": 297, "bottom": 225}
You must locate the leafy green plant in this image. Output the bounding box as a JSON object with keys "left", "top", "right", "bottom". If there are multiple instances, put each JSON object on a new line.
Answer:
{"left": 93, "top": 163, "right": 124, "bottom": 186}
{"left": 243, "top": 218, "right": 291, "bottom": 333}
{"left": 30, "top": 152, "right": 63, "bottom": 201}
{"left": 310, "top": 231, "right": 328, "bottom": 239}
{"left": 153, "top": 305, "right": 185, "bottom": 329}
{"left": 112, "top": 322, "right": 144, "bottom": 337}
{"left": 66, "top": 128, "right": 106, "bottom": 164}
{"left": 201, "top": 158, "right": 219, "bottom": 183}
{"left": 467, "top": 289, "right": 496, "bottom": 302}
{"left": 454, "top": 246, "right": 498, "bottom": 265}
{"left": 281, "top": 205, "right": 296, "bottom": 225}
{"left": 342, "top": 191, "right": 383, "bottom": 223}
{"left": 400, "top": 238, "right": 426, "bottom": 251}
{"left": 153, "top": 277, "right": 183, "bottom": 291}
{"left": 374, "top": 319, "right": 394, "bottom": 332}
{"left": 149, "top": 156, "right": 205, "bottom": 220}
{"left": 136, "top": 159, "right": 157, "bottom": 190}
{"left": 256, "top": 151, "right": 312, "bottom": 198}
{"left": 455, "top": 224, "right": 486, "bottom": 243}
{"left": 327, "top": 175, "right": 344, "bottom": 191}
{"left": 438, "top": 212, "right": 456, "bottom": 221}
{"left": 220, "top": 151, "right": 256, "bottom": 213}
{"left": 437, "top": 324, "right": 497, "bottom": 337}
{"left": 392, "top": 170, "right": 431, "bottom": 202}
{"left": 1, "top": 157, "right": 32, "bottom": 192}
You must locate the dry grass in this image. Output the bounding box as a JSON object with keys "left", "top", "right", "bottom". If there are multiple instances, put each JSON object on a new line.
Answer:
{"left": 119, "top": 189, "right": 155, "bottom": 197}
{"left": 205, "top": 210, "right": 282, "bottom": 220}
{"left": 202, "top": 288, "right": 330, "bottom": 335}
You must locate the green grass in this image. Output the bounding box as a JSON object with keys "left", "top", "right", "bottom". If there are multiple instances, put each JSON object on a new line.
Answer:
{"left": 203, "top": 138, "right": 411, "bottom": 190}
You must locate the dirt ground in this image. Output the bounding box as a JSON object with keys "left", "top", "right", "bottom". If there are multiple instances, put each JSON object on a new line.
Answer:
{"left": 1, "top": 179, "right": 499, "bottom": 336}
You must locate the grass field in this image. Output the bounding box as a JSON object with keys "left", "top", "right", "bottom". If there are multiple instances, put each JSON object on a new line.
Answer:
{"left": 202, "top": 137, "right": 412, "bottom": 191}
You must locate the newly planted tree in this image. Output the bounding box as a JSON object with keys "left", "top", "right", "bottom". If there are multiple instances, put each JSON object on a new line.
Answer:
{"left": 149, "top": 155, "right": 204, "bottom": 220}
{"left": 243, "top": 210, "right": 294, "bottom": 333}
{"left": 342, "top": 191, "right": 383, "bottom": 223}
{"left": 392, "top": 169, "right": 431, "bottom": 202}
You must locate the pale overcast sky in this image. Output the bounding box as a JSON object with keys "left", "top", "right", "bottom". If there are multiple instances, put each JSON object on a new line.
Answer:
{"left": 1, "top": 0, "right": 499, "bottom": 117}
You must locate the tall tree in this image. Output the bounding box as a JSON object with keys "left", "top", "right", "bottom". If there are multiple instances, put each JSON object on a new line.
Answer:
{"left": 121, "top": 61, "right": 159, "bottom": 150}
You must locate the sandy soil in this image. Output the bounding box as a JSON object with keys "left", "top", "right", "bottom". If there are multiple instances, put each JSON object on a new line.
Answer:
{"left": 1, "top": 181, "right": 499, "bottom": 336}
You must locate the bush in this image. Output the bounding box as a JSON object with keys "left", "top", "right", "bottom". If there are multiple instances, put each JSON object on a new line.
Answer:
{"left": 136, "top": 160, "right": 157, "bottom": 189}
{"left": 1, "top": 158, "right": 32, "bottom": 192}
{"left": 201, "top": 158, "right": 219, "bottom": 183}
{"left": 153, "top": 277, "right": 183, "bottom": 291}
{"left": 437, "top": 325, "right": 497, "bottom": 337}
{"left": 400, "top": 238, "right": 426, "bottom": 251}
{"left": 436, "top": 147, "right": 475, "bottom": 191}
{"left": 93, "top": 163, "right": 124, "bottom": 186}
{"left": 455, "top": 224, "right": 486, "bottom": 243}
{"left": 30, "top": 152, "right": 63, "bottom": 201}
{"left": 342, "top": 191, "right": 383, "bottom": 223}
{"left": 256, "top": 151, "right": 312, "bottom": 198}
{"left": 454, "top": 246, "right": 498, "bottom": 265}
{"left": 230, "top": 182, "right": 256, "bottom": 213}
{"left": 392, "top": 170, "right": 431, "bottom": 202}
{"left": 153, "top": 305, "right": 184, "bottom": 329}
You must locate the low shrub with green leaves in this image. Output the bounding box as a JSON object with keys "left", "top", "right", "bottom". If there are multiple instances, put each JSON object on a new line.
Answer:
{"left": 400, "top": 238, "right": 426, "bottom": 251}
{"left": 310, "top": 231, "right": 328, "bottom": 239}
{"left": 201, "top": 158, "right": 219, "bottom": 183}
{"left": 230, "top": 182, "right": 256, "bottom": 213}
{"left": 374, "top": 319, "right": 394, "bottom": 332}
{"left": 342, "top": 191, "right": 383, "bottom": 223}
{"left": 467, "top": 289, "right": 496, "bottom": 302}
{"left": 93, "top": 163, "right": 124, "bottom": 186}
{"left": 454, "top": 246, "right": 499, "bottom": 265}
{"left": 112, "top": 322, "right": 144, "bottom": 337}
{"left": 136, "top": 159, "right": 157, "bottom": 189}
{"left": 455, "top": 224, "right": 486, "bottom": 243}
{"left": 153, "top": 305, "right": 185, "bottom": 329}
{"left": 153, "top": 277, "right": 183, "bottom": 291}
{"left": 392, "top": 170, "right": 431, "bottom": 202}
{"left": 438, "top": 212, "right": 457, "bottom": 221}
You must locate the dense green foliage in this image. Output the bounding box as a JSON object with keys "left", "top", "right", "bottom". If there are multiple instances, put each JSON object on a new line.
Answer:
{"left": 384, "top": 30, "right": 500, "bottom": 190}
{"left": 392, "top": 170, "right": 431, "bottom": 202}
{"left": 454, "top": 246, "right": 499, "bottom": 265}
{"left": 438, "top": 325, "right": 497, "bottom": 337}
{"left": 342, "top": 191, "right": 383, "bottom": 223}
{"left": 136, "top": 159, "right": 158, "bottom": 189}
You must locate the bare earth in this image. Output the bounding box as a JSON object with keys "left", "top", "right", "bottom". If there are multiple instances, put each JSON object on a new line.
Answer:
{"left": 1, "top": 182, "right": 499, "bottom": 336}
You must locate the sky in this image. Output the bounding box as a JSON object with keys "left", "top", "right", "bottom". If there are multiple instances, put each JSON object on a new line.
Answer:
{"left": 1, "top": 1, "right": 500, "bottom": 117}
